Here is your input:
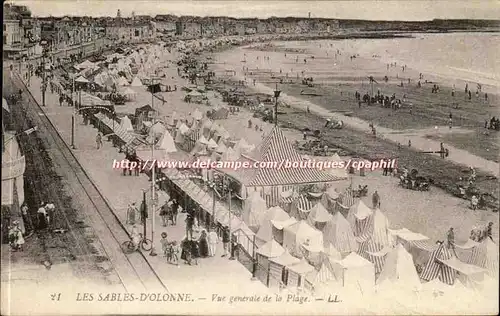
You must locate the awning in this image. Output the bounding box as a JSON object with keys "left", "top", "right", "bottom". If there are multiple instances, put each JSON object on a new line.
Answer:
{"left": 438, "top": 257, "right": 486, "bottom": 275}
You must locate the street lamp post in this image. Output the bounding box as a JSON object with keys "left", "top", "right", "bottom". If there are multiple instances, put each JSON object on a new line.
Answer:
{"left": 274, "top": 83, "right": 281, "bottom": 126}
{"left": 71, "top": 76, "right": 76, "bottom": 149}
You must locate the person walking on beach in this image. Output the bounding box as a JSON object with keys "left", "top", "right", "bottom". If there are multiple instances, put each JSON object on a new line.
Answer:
{"left": 222, "top": 226, "right": 230, "bottom": 257}
{"left": 372, "top": 191, "right": 380, "bottom": 209}
{"left": 207, "top": 227, "right": 219, "bottom": 257}
{"left": 447, "top": 227, "right": 457, "bottom": 256}
{"left": 96, "top": 132, "right": 103, "bottom": 149}
{"left": 21, "top": 203, "right": 33, "bottom": 234}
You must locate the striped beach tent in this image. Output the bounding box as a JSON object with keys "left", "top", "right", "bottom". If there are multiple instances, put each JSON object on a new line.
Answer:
{"left": 466, "top": 238, "right": 499, "bottom": 278}
{"left": 420, "top": 242, "right": 457, "bottom": 285}
{"left": 323, "top": 212, "right": 358, "bottom": 254}
{"left": 334, "top": 187, "right": 356, "bottom": 216}
{"left": 357, "top": 238, "right": 388, "bottom": 274}
{"left": 347, "top": 200, "right": 374, "bottom": 239}
{"left": 291, "top": 195, "right": 314, "bottom": 220}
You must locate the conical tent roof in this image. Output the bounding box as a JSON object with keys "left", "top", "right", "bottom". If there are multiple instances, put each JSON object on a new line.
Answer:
{"left": 192, "top": 108, "right": 203, "bottom": 120}
{"left": 288, "top": 258, "right": 315, "bottom": 274}
{"left": 198, "top": 135, "right": 209, "bottom": 145}
{"left": 243, "top": 191, "right": 268, "bottom": 227}
{"left": 261, "top": 206, "right": 289, "bottom": 226}
{"left": 326, "top": 186, "right": 340, "bottom": 200}
{"left": 323, "top": 212, "right": 358, "bottom": 253}
{"left": 269, "top": 249, "right": 300, "bottom": 266}
{"left": 216, "top": 142, "right": 227, "bottom": 153}
{"left": 328, "top": 153, "right": 348, "bottom": 179}
{"left": 131, "top": 76, "right": 143, "bottom": 87}
{"left": 178, "top": 123, "right": 190, "bottom": 135}
{"left": 339, "top": 252, "right": 373, "bottom": 267}
{"left": 120, "top": 116, "right": 134, "bottom": 132}
{"left": 377, "top": 244, "right": 421, "bottom": 290}
{"left": 158, "top": 131, "right": 177, "bottom": 153}
{"left": 467, "top": 238, "right": 499, "bottom": 278}
{"left": 325, "top": 244, "right": 342, "bottom": 261}
{"left": 256, "top": 239, "right": 285, "bottom": 258}
{"left": 284, "top": 220, "right": 324, "bottom": 253}
{"left": 75, "top": 75, "right": 89, "bottom": 83}
{"left": 350, "top": 200, "right": 373, "bottom": 220}
{"left": 207, "top": 138, "right": 218, "bottom": 149}
{"left": 307, "top": 203, "right": 332, "bottom": 223}
{"left": 222, "top": 147, "right": 240, "bottom": 161}
{"left": 117, "top": 76, "right": 129, "bottom": 86}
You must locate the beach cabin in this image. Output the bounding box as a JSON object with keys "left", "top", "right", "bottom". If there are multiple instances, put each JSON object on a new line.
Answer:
{"left": 256, "top": 239, "right": 285, "bottom": 286}
{"left": 332, "top": 252, "right": 375, "bottom": 291}
{"left": 283, "top": 220, "right": 324, "bottom": 257}
{"left": 268, "top": 250, "right": 300, "bottom": 289}
{"left": 286, "top": 258, "right": 315, "bottom": 289}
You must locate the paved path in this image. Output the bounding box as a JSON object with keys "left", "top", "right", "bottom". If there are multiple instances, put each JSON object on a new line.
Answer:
{"left": 214, "top": 61, "right": 499, "bottom": 176}
{"left": 26, "top": 75, "right": 272, "bottom": 298}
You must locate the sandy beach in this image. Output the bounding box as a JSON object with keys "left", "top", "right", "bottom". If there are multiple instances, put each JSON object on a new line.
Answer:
{"left": 103, "top": 38, "right": 499, "bottom": 245}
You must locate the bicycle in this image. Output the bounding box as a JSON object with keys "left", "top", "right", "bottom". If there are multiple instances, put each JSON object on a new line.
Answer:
{"left": 121, "top": 234, "right": 152, "bottom": 254}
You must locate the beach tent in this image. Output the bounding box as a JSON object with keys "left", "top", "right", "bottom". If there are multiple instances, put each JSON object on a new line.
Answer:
{"left": 307, "top": 202, "right": 332, "bottom": 230}
{"left": 377, "top": 244, "right": 421, "bottom": 291}
{"left": 149, "top": 122, "right": 167, "bottom": 139}
{"left": 157, "top": 131, "right": 177, "bottom": 153}
{"left": 221, "top": 147, "right": 240, "bottom": 162}
{"left": 117, "top": 76, "right": 129, "bottom": 86}
{"left": 233, "top": 138, "right": 255, "bottom": 154}
{"left": 324, "top": 243, "right": 342, "bottom": 261}
{"left": 256, "top": 239, "right": 285, "bottom": 285}
{"left": 168, "top": 111, "right": 178, "bottom": 126}
{"left": 287, "top": 258, "right": 315, "bottom": 288}
{"left": 390, "top": 228, "right": 436, "bottom": 268}
{"left": 332, "top": 252, "right": 375, "bottom": 290}
{"left": 256, "top": 206, "right": 291, "bottom": 245}
{"left": 438, "top": 256, "right": 487, "bottom": 290}
{"left": 130, "top": 76, "right": 143, "bottom": 87}
{"left": 420, "top": 242, "right": 457, "bottom": 285}
{"left": 357, "top": 238, "right": 389, "bottom": 274}
{"left": 215, "top": 142, "right": 227, "bottom": 154}
{"left": 120, "top": 116, "right": 134, "bottom": 132}
{"left": 192, "top": 108, "right": 203, "bottom": 121}
{"left": 178, "top": 123, "right": 190, "bottom": 135}
{"left": 283, "top": 220, "right": 324, "bottom": 256}
{"left": 207, "top": 138, "right": 218, "bottom": 149}
{"left": 189, "top": 136, "right": 208, "bottom": 156}
{"left": 121, "top": 87, "right": 137, "bottom": 100}
{"left": 79, "top": 92, "right": 110, "bottom": 106}
{"left": 269, "top": 250, "right": 300, "bottom": 289}
{"left": 323, "top": 212, "right": 358, "bottom": 254}
{"left": 75, "top": 75, "right": 89, "bottom": 83}
{"left": 75, "top": 60, "right": 94, "bottom": 69}
{"left": 260, "top": 206, "right": 289, "bottom": 226}
{"left": 371, "top": 208, "right": 393, "bottom": 247}
{"left": 305, "top": 259, "right": 335, "bottom": 292}
{"left": 347, "top": 200, "right": 373, "bottom": 237}
{"left": 466, "top": 238, "right": 499, "bottom": 278}
{"left": 328, "top": 153, "right": 349, "bottom": 179}
{"left": 242, "top": 191, "right": 268, "bottom": 229}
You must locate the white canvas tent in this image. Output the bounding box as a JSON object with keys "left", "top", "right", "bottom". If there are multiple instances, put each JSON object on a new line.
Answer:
{"left": 332, "top": 252, "right": 375, "bottom": 290}
{"left": 117, "top": 76, "right": 130, "bottom": 86}
{"left": 376, "top": 244, "right": 421, "bottom": 291}
{"left": 157, "top": 131, "right": 177, "bottom": 153}
{"left": 307, "top": 202, "right": 332, "bottom": 229}
{"left": 192, "top": 108, "right": 203, "bottom": 121}
{"left": 283, "top": 220, "right": 324, "bottom": 256}
{"left": 323, "top": 212, "right": 358, "bottom": 253}
{"left": 130, "top": 76, "right": 143, "bottom": 87}
{"left": 371, "top": 208, "right": 393, "bottom": 247}
{"left": 120, "top": 116, "right": 134, "bottom": 132}
{"left": 287, "top": 258, "right": 315, "bottom": 288}
{"left": 207, "top": 138, "right": 218, "bottom": 149}
{"left": 268, "top": 249, "right": 300, "bottom": 289}
{"left": 242, "top": 191, "right": 268, "bottom": 229}
{"left": 256, "top": 206, "right": 291, "bottom": 245}
{"left": 75, "top": 75, "right": 89, "bottom": 83}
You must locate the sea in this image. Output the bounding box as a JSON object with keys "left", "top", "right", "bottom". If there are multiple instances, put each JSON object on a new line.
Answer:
{"left": 291, "top": 32, "right": 500, "bottom": 89}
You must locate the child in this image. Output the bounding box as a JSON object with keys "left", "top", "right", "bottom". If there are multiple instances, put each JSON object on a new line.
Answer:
{"left": 170, "top": 241, "right": 180, "bottom": 265}
{"left": 160, "top": 232, "right": 169, "bottom": 257}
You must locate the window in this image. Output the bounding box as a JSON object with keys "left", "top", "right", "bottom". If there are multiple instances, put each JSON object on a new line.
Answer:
{"left": 3, "top": 35, "right": 7, "bottom": 45}
{"left": 3, "top": 24, "right": 6, "bottom": 31}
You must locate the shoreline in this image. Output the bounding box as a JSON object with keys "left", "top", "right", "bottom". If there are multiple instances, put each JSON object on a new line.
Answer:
{"left": 194, "top": 35, "right": 499, "bottom": 210}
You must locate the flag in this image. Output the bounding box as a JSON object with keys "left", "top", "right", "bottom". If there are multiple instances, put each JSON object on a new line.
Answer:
{"left": 24, "top": 126, "right": 38, "bottom": 135}
{"left": 147, "top": 83, "right": 162, "bottom": 94}
{"left": 2, "top": 98, "right": 10, "bottom": 113}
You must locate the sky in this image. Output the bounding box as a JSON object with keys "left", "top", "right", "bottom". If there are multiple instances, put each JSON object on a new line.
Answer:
{"left": 10, "top": 0, "right": 500, "bottom": 21}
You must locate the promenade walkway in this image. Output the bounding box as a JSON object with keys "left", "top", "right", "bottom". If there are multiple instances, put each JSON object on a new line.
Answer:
{"left": 27, "top": 75, "right": 273, "bottom": 300}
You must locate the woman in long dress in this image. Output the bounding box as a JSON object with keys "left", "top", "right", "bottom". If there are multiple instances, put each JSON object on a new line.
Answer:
{"left": 190, "top": 237, "right": 200, "bottom": 265}
{"left": 180, "top": 236, "right": 190, "bottom": 264}
{"left": 198, "top": 229, "right": 209, "bottom": 258}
